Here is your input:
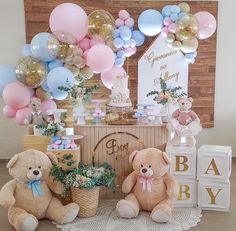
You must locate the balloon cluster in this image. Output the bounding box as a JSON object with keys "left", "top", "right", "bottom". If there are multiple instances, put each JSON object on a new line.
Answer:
{"left": 160, "top": 2, "right": 216, "bottom": 63}
{"left": 113, "top": 10, "right": 145, "bottom": 67}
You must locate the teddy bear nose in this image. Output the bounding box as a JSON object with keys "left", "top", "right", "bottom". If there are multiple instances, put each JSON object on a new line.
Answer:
{"left": 182, "top": 102, "right": 185, "bottom": 105}
{"left": 33, "top": 170, "right": 39, "bottom": 175}
{"left": 142, "top": 168, "right": 147, "bottom": 173}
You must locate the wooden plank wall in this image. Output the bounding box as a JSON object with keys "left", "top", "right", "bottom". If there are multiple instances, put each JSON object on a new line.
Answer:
{"left": 24, "top": 0, "right": 218, "bottom": 128}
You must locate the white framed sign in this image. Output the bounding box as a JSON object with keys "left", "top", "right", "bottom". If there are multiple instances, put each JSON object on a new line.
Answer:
{"left": 138, "top": 35, "right": 189, "bottom": 113}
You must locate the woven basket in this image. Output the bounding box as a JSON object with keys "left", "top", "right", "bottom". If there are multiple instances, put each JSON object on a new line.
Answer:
{"left": 71, "top": 187, "right": 100, "bottom": 218}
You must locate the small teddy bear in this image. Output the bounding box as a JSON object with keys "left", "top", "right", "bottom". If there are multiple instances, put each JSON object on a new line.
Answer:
{"left": 169, "top": 97, "right": 202, "bottom": 146}
{"left": 0, "top": 149, "right": 79, "bottom": 231}
{"left": 116, "top": 148, "right": 179, "bottom": 223}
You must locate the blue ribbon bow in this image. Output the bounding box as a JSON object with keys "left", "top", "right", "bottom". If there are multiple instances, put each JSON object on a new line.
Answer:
{"left": 27, "top": 180, "right": 43, "bottom": 197}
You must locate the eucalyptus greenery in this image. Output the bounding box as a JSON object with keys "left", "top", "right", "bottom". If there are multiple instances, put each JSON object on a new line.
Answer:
{"left": 36, "top": 121, "right": 64, "bottom": 136}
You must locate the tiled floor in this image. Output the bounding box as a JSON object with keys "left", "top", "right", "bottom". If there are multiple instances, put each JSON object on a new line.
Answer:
{"left": 0, "top": 161, "right": 235, "bottom": 231}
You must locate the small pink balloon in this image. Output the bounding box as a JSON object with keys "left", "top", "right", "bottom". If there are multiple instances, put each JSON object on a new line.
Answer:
{"left": 119, "top": 10, "right": 130, "bottom": 20}
{"left": 125, "top": 18, "right": 135, "bottom": 28}
{"left": 3, "top": 82, "right": 31, "bottom": 110}
{"left": 28, "top": 88, "right": 35, "bottom": 97}
{"left": 15, "top": 107, "right": 31, "bottom": 125}
{"left": 168, "top": 23, "right": 176, "bottom": 33}
{"left": 49, "top": 3, "right": 88, "bottom": 42}
{"left": 164, "top": 17, "right": 173, "bottom": 26}
{"left": 83, "top": 49, "right": 90, "bottom": 63}
{"left": 40, "top": 99, "right": 57, "bottom": 113}
{"left": 130, "top": 39, "right": 136, "bottom": 48}
{"left": 115, "top": 18, "right": 125, "bottom": 27}
{"left": 161, "top": 26, "right": 169, "bottom": 37}
{"left": 101, "top": 66, "right": 126, "bottom": 89}
{"left": 78, "top": 37, "right": 91, "bottom": 51}
{"left": 87, "top": 44, "right": 115, "bottom": 73}
{"left": 124, "top": 46, "right": 137, "bottom": 57}
{"left": 195, "top": 11, "right": 217, "bottom": 39}
{"left": 90, "top": 38, "right": 105, "bottom": 47}
{"left": 3, "top": 105, "right": 17, "bottom": 118}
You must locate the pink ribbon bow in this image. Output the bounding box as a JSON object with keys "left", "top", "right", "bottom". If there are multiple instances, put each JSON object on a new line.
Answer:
{"left": 140, "top": 176, "right": 154, "bottom": 192}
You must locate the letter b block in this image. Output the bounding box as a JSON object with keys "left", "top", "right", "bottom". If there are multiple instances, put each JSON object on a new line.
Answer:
{"left": 166, "top": 144, "right": 196, "bottom": 179}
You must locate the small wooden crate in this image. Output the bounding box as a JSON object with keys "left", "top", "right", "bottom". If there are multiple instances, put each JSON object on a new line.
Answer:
{"left": 166, "top": 144, "right": 196, "bottom": 179}
{"left": 175, "top": 178, "right": 197, "bottom": 208}
{"left": 47, "top": 148, "right": 81, "bottom": 170}
{"left": 198, "top": 180, "right": 230, "bottom": 211}
{"left": 22, "top": 135, "right": 50, "bottom": 152}
{"left": 197, "top": 145, "right": 232, "bottom": 182}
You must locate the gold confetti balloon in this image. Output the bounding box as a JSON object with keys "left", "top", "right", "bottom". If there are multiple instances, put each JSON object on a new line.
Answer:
{"left": 88, "top": 10, "right": 115, "bottom": 41}
{"left": 15, "top": 57, "right": 47, "bottom": 88}
{"left": 57, "top": 43, "right": 75, "bottom": 60}
{"left": 176, "top": 14, "right": 199, "bottom": 41}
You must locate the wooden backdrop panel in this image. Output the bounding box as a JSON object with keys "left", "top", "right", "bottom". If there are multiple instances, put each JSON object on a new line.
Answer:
{"left": 24, "top": 0, "right": 218, "bottom": 127}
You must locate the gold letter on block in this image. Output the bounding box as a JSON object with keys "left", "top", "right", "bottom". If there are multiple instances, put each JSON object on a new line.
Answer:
{"left": 176, "top": 156, "right": 189, "bottom": 172}
{"left": 204, "top": 159, "right": 220, "bottom": 176}
{"left": 178, "top": 185, "right": 190, "bottom": 200}
{"left": 206, "top": 188, "right": 222, "bottom": 204}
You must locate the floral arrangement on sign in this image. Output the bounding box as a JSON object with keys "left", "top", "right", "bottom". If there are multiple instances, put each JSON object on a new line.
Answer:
{"left": 147, "top": 78, "right": 186, "bottom": 105}
{"left": 36, "top": 120, "right": 65, "bottom": 137}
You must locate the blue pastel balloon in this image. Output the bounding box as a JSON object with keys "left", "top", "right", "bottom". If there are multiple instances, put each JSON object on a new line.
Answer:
{"left": 170, "top": 13, "right": 179, "bottom": 22}
{"left": 179, "top": 12, "right": 186, "bottom": 18}
{"left": 171, "top": 5, "right": 181, "bottom": 14}
{"left": 48, "top": 59, "right": 64, "bottom": 71}
{"left": 113, "top": 37, "right": 124, "bottom": 49}
{"left": 132, "top": 30, "right": 145, "bottom": 47}
{"left": 46, "top": 67, "right": 75, "bottom": 92}
{"left": 41, "top": 80, "right": 51, "bottom": 92}
{"left": 59, "top": 144, "right": 65, "bottom": 149}
{"left": 22, "top": 44, "right": 32, "bottom": 57}
{"left": 138, "top": 9, "right": 163, "bottom": 36}
{"left": 115, "top": 57, "right": 125, "bottom": 67}
{"left": 119, "top": 26, "right": 132, "bottom": 41}
{"left": 51, "top": 90, "right": 68, "bottom": 101}
{"left": 123, "top": 40, "right": 131, "bottom": 48}
{"left": 117, "top": 50, "right": 126, "bottom": 58}
{"left": 162, "top": 5, "right": 171, "bottom": 17}
{"left": 0, "top": 64, "right": 16, "bottom": 96}
{"left": 112, "top": 29, "right": 120, "bottom": 39}
{"left": 51, "top": 135, "right": 60, "bottom": 143}
{"left": 31, "top": 32, "right": 58, "bottom": 62}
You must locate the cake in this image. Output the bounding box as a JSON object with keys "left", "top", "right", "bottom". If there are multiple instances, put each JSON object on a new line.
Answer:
{"left": 109, "top": 74, "right": 132, "bottom": 107}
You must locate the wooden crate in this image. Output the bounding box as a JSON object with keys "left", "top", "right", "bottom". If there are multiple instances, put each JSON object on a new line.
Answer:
{"left": 22, "top": 135, "right": 50, "bottom": 152}
{"left": 75, "top": 124, "right": 168, "bottom": 198}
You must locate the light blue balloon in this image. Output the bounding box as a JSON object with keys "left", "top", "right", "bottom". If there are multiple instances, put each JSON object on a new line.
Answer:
{"left": 119, "top": 26, "right": 132, "bottom": 41}
{"left": 171, "top": 5, "right": 181, "bottom": 14}
{"left": 41, "top": 80, "right": 51, "bottom": 92}
{"left": 113, "top": 37, "right": 124, "bottom": 49}
{"left": 179, "top": 12, "right": 186, "bottom": 19}
{"left": 48, "top": 60, "right": 64, "bottom": 71}
{"left": 112, "top": 29, "right": 120, "bottom": 39}
{"left": 138, "top": 9, "right": 163, "bottom": 36}
{"left": 170, "top": 13, "right": 179, "bottom": 22}
{"left": 51, "top": 90, "right": 68, "bottom": 101}
{"left": 132, "top": 30, "right": 145, "bottom": 47}
{"left": 31, "top": 32, "right": 58, "bottom": 62}
{"left": 0, "top": 64, "right": 16, "bottom": 96}
{"left": 117, "top": 50, "right": 126, "bottom": 58}
{"left": 22, "top": 44, "right": 32, "bottom": 57}
{"left": 162, "top": 5, "right": 171, "bottom": 17}
{"left": 123, "top": 40, "right": 131, "bottom": 48}
{"left": 115, "top": 57, "right": 125, "bottom": 67}
{"left": 46, "top": 67, "right": 75, "bottom": 92}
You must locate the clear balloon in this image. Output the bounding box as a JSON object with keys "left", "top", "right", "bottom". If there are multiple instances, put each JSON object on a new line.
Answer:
{"left": 88, "top": 10, "right": 115, "bottom": 41}
{"left": 15, "top": 57, "right": 47, "bottom": 88}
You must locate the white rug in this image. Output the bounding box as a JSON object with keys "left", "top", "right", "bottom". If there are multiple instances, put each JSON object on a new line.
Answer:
{"left": 58, "top": 200, "right": 202, "bottom": 231}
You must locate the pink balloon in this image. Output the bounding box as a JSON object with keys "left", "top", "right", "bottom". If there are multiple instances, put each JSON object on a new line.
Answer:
{"left": 195, "top": 11, "right": 217, "bottom": 40}
{"left": 15, "top": 107, "right": 31, "bottom": 125}
{"left": 124, "top": 46, "right": 137, "bottom": 57}
{"left": 87, "top": 45, "right": 115, "bottom": 73}
{"left": 3, "top": 105, "right": 17, "bottom": 118}
{"left": 168, "top": 23, "right": 176, "bottom": 33}
{"left": 78, "top": 37, "right": 91, "bottom": 51}
{"left": 130, "top": 39, "right": 136, "bottom": 48}
{"left": 115, "top": 18, "right": 125, "bottom": 27}
{"left": 164, "top": 17, "right": 173, "bottom": 26}
{"left": 28, "top": 88, "right": 35, "bottom": 97}
{"left": 119, "top": 10, "right": 130, "bottom": 20}
{"left": 161, "top": 27, "right": 169, "bottom": 37}
{"left": 125, "top": 18, "right": 134, "bottom": 28}
{"left": 83, "top": 49, "right": 90, "bottom": 63}
{"left": 90, "top": 39, "right": 105, "bottom": 47}
{"left": 40, "top": 99, "right": 57, "bottom": 113}
{"left": 49, "top": 3, "right": 88, "bottom": 42}
{"left": 3, "top": 82, "right": 31, "bottom": 110}
{"left": 101, "top": 66, "right": 126, "bottom": 89}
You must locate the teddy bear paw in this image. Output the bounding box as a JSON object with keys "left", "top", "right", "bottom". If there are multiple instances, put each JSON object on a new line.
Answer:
{"left": 116, "top": 204, "right": 136, "bottom": 219}
{"left": 62, "top": 204, "right": 80, "bottom": 224}
{"left": 20, "top": 216, "right": 38, "bottom": 231}
{"left": 151, "top": 208, "right": 171, "bottom": 223}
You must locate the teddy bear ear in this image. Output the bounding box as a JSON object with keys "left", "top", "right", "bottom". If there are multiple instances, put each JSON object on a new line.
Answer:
{"left": 129, "top": 150, "right": 138, "bottom": 163}
{"left": 162, "top": 152, "right": 171, "bottom": 165}
{"left": 188, "top": 97, "right": 193, "bottom": 103}
{"left": 177, "top": 97, "right": 183, "bottom": 103}
{"left": 46, "top": 152, "right": 58, "bottom": 164}
{"left": 6, "top": 154, "right": 19, "bottom": 169}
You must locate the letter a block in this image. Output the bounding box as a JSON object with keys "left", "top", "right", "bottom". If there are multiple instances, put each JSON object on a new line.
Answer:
{"left": 166, "top": 144, "right": 196, "bottom": 178}
{"left": 175, "top": 178, "right": 197, "bottom": 207}
{"left": 197, "top": 145, "right": 232, "bottom": 182}
{"left": 198, "top": 180, "right": 230, "bottom": 211}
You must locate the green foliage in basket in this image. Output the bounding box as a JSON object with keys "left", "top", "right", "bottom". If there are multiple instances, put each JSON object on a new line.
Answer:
{"left": 36, "top": 121, "right": 65, "bottom": 137}
{"left": 50, "top": 162, "right": 117, "bottom": 193}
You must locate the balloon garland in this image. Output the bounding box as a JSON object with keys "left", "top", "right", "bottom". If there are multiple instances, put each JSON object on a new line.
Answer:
{"left": 0, "top": 2, "right": 216, "bottom": 125}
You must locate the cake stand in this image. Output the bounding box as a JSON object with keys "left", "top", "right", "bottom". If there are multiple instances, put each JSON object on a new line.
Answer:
{"left": 91, "top": 99, "right": 106, "bottom": 124}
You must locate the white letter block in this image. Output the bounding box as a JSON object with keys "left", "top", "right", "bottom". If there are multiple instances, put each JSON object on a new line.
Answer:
{"left": 197, "top": 145, "right": 232, "bottom": 182}
{"left": 198, "top": 180, "right": 230, "bottom": 211}
{"left": 174, "top": 178, "right": 197, "bottom": 207}
{"left": 166, "top": 144, "right": 196, "bottom": 179}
